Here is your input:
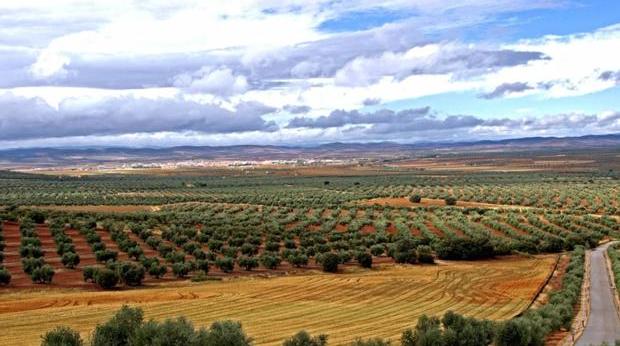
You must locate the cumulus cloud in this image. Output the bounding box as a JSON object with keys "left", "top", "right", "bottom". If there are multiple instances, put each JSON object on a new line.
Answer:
{"left": 29, "top": 50, "right": 70, "bottom": 80}
{"left": 0, "top": 93, "right": 277, "bottom": 140}
{"left": 173, "top": 67, "right": 248, "bottom": 96}
{"left": 333, "top": 44, "right": 546, "bottom": 87}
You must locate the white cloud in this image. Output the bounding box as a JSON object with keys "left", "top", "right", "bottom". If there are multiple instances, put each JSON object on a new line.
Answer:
{"left": 29, "top": 50, "right": 70, "bottom": 79}
{"left": 173, "top": 67, "right": 248, "bottom": 96}
{"left": 480, "top": 24, "right": 620, "bottom": 98}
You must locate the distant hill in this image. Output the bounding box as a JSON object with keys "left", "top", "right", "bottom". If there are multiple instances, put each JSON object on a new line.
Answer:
{"left": 0, "top": 133, "right": 619, "bottom": 168}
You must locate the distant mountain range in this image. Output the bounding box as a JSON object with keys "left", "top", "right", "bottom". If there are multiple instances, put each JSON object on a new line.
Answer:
{"left": 1, "top": 133, "right": 619, "bottom": 168}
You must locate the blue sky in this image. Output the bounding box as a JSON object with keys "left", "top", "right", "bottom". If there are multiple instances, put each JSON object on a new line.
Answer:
{"left": 0, "top": 0, "right": 619, "bottom": 148}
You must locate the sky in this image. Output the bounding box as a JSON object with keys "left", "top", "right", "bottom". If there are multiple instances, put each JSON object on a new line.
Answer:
{"left": 1, "top": 0, "right": 620, "bottom": 148}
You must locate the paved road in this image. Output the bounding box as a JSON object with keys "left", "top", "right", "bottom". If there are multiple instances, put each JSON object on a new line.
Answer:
{"left": 577, "top": 242, "right": 620, "bottom": 346}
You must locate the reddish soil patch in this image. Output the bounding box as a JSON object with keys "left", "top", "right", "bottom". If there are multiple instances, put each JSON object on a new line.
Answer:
{"left": 308, "top": 224, "right": 322, "bottom": 232}
{"left": 385, "top": 223, "right": 397, "bottom": 235}
{"left": 425, "top": 221, "right": 445, "bottom": 237}
{"left": 409, "top": 226, "right": 422, "bottom": 237}
{"left": 285, "top": 221, "right": 300, "bottom": 231}
{"left": 360, "top": 224, "right": 375, "bottom": 235}
{"left": 335, "top": 223, "right": 348, "bottom": 232}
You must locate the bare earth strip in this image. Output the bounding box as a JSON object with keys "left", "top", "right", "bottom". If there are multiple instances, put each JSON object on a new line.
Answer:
{"left": 0, "top": 255, "right": 556, "bottom": 346}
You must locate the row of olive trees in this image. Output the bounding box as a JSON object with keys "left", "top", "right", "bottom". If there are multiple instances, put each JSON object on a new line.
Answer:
{"left": 0, "top": 222, "right": 9, "bottom": 285}
{"left": 19, "top": 216, "right": 54, "bottom": 284}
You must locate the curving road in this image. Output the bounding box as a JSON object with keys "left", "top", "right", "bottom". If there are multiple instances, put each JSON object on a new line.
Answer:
{"left": 577, "top": 242, "right": 620, "bottom": 346}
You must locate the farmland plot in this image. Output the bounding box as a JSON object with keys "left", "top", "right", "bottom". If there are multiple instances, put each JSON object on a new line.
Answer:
{"left": 0, "top": 255, "right": 556, "bottom": 345}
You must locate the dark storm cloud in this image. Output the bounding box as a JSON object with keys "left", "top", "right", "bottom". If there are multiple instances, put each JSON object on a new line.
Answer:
{"left": 286, "top": 106, "right": 620, "bottom": 136}
{"left": 363, "top": 98, "right": 381, "bottom": 106}
{"left": 0, "top": 93, "right": 278, "bottom": 140}
{"left": 367, "top": 115, "right": 484, "bottom": 134}
{"left": 479, "top": 82, "right": 533, "bottom": 99}
{"left": 283, "top": 105, "right": 311, "bottom": 114}
{"left": 599, "top": 70, "right": 620, "bottom": 83}
{"left": 286, "top": 107, "right": 430, "bottom": 129}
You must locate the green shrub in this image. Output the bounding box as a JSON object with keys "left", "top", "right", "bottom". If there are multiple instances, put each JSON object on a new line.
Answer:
{"left": 370, "top": 244, "right": 385, "bottom": 256}
{"left": 94, "top": 268, "right": 119, "bottom": 289}
{"left": 127, "top": 246, "right": 143, "bottom": 260}
{"left": 238, "top": 256, "right": 259, "bottom": 271}
{"left": 283, "top": 330, "right": 327, "bottom": 346}
{"left": 409, "top": 195, "right": 422, "bottom": 203}
{"left": 288, "top": 252, "right": 309, "bottom": 268}
{"left": 259, "top": 253, "right": 281, "bottom": 270}
{"left": 19, "top": 244, "right": 43, "bottom": 258}
{"left": 32, "top": 264, "right": 54, "bottom": 284}
{"left": 91, "top": 305, "right": 143, "bottom": 346}
{"left": 392, "top": 238, "right": 417, "bottom": 264}
{"left": 172, "top": 262, "right": 191, "bottom": 278}
{"left": 216, "top": 257, "right": 235, "bottom": 273}
{"left": 130, "top": 317, "right": 201, "bottom": 346}
{"left": 118, "top": 261, "right": 145, "bottom": 286}
{"left": 83, "top": 266, "right": 97, "bottom": 282}
{"left": 22, "top": 257, "right": 44, "bottom": 274}
{"left": 434, "top": 235, "right": 494, "bottom": 260}
{"left": 356, "top": 252, "right": 372, "bottom": 268}
{"left": 56, "top": 243, "right": 75, "bottom": 256}
{"left": 265, "top": 241, "right": 280, "bottom": 252}
{"left": 61, "top": 252, "right": 80, "bottom": 269}
{"left": 41, "top": 326, "right": 83, "bottom": 346}
{"left": 95, "top": 249, "right": 118, "bottom": 263}
{"left": 416, "top": 245, "right": 434, "bottom": 264}
{"left": 148, "top": 263, "right": 168, "bottom": 278}
{"left": 203, "top": 320, "right": 252, "bottom": 346}
{"left": 0, "top": 267, "right": 11, "bottom": 285}
{"left": 321, "top": 253, "right": 340, "bottom": 273}
{"left": 444, "top": 197, "right": 457, "bottom": 206}
{"left": 195, "top": 259, "right": 210, "bottom": 273}
{"left": 350, "top": 337, "right": 391, "bottom": 346}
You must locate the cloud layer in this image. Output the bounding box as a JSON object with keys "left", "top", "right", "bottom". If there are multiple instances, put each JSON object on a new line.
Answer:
{"left": 0, "top": 93, "right": 277, "bottom": 140}
{"left": 0, "top": 1, "right": 619, "bottom": 148}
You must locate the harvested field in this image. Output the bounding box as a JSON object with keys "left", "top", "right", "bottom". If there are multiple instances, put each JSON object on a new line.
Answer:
{"left": 0, "top": 255, "right": 556, "bottom": 345}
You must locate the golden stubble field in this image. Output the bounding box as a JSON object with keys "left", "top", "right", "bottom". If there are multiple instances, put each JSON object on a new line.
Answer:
{"left": 0, "top": 255, "right": 556, "bottom": 346}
